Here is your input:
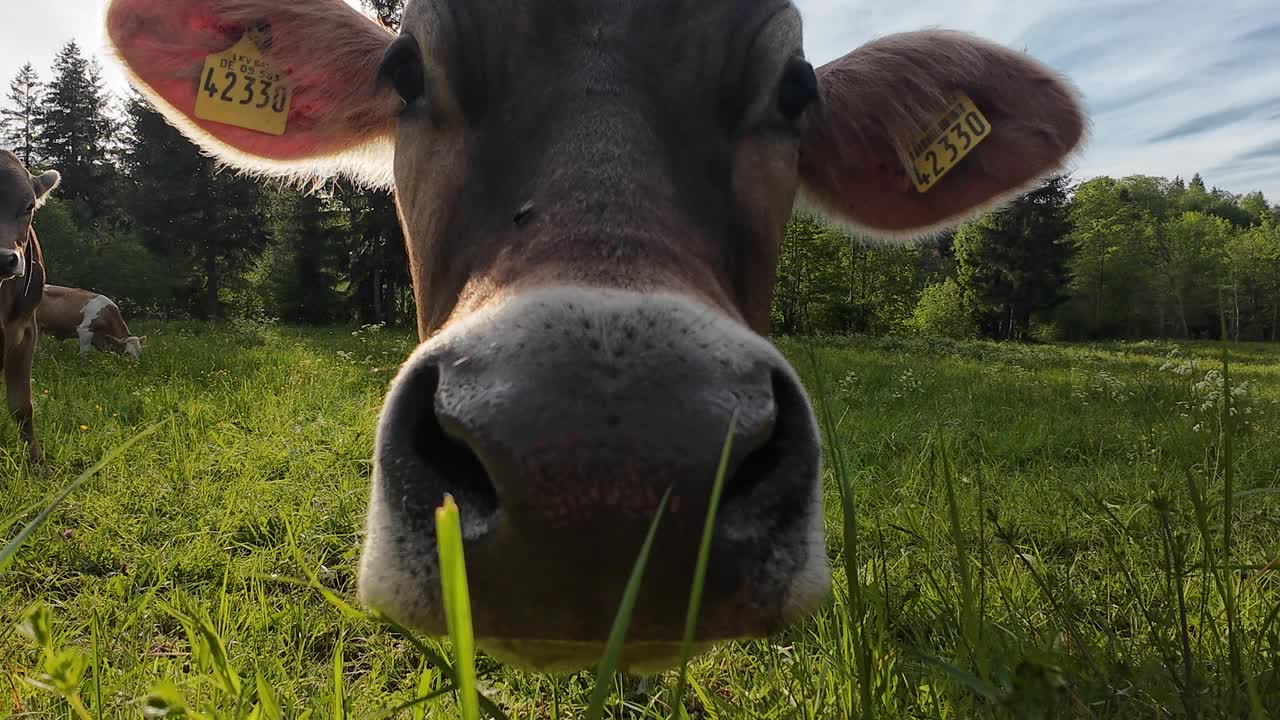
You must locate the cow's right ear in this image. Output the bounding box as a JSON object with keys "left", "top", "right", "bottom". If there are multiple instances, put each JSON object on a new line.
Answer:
{"left": 105, "top": 0, "right": 402, "bottom": 187}
{"left": 31, "top": 170, "right": 61, "bottom": 207}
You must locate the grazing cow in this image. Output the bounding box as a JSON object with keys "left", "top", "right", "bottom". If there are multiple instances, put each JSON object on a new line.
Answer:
{"left": 38, "top": 285, "right": 143, "bottom": 360}
{"left": 105, "top": 0, "right": 1086, "bottom": 671}
{"left": 0, "top": 150, "right": 58, "bottom": 462}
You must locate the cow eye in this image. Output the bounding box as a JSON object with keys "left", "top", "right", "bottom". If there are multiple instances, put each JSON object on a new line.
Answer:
{"left": 777, "top": 58, "right": 818, "bottom": 121}
{"left": 20, "top": 203, "right": 34, "bottom": 218}
{"left": 379, "top": 33, "right": 427, "bottom": 106}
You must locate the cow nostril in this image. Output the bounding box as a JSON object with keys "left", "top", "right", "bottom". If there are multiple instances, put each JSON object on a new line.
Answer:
{"left": 409, "top": 365, "right": 499, "bottom": 521}
{"left": 722, "top": 371, "right": 804, "bottom": 508}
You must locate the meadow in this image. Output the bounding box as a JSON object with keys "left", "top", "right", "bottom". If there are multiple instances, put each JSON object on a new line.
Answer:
{"left": 2, "top": 319, "right": 1279, "bottom": 719}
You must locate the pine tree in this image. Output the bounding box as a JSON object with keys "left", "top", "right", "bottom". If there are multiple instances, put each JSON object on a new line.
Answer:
{"left": 35, "top": 41, "right": 115, "bottom": 214}
{"left": 1, "top": 63, "right": 43, "bottom": 167}
{"left": 122, "top": 92, "right": 266, "bottom": 320}
{"left": 954, "top": 174, "right": 1074, "bottom": 340}
{"left": 362, "top": 0, "right": 405, "bottom": 28}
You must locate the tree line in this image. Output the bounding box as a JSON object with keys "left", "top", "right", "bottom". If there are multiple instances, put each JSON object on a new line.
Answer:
{"left": 774, "top": 172, "right": 1280, "bottom": 343}
{"left": 5, "top": 19, "right": 1278, "bottom": 341}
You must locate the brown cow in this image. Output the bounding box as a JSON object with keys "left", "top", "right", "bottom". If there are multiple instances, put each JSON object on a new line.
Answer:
{"left": 0, "top": 150, "right": 58, "bottom": 462}
{"left": 38, "top": 285, "right": 143, "bottom": 360}
{"left": 105, "top": 0, "right": 1087, "bottom": 671}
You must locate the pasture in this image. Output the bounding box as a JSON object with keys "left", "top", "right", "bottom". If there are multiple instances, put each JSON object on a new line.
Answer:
{"left": 3, "top": 321, "right": 1280, "bottom": 718}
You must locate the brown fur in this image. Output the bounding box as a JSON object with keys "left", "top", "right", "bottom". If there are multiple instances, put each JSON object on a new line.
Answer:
{"left": 0, "top": 151, "right": 52, "bottom": 462}
{"left": 391, "top": 0, "right": 812, "bottom": 338}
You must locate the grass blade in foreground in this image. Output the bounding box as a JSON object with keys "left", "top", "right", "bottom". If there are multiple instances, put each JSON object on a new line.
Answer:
{"left": 670, "top": 411, "right": 738, "bottom": 714}
{"left": 585, "top": 486, "right": 673, "bottom": 720}
{"left": 331, "top": 630, "right": 347, "bottom": 720}
{"left": 2, "top": 499, "right": 40, "bottom": 535}
{"left": 437, "top": 493, "right": 481, "bottom": 720}
{"left": 0, "top": 416, "right": 169, "bottom": 574}
{"left": 804, "top": 346, "right": 873, "bottom": 719}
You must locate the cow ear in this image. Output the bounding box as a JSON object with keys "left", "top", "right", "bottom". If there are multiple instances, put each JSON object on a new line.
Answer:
{"left": 797, "top": 30, "right": 1087, "bottom": 242}
{"left": 105, "top": 0, "right": 402, "bottom": 187}
{"left": 31, "top": 170, "right": 61, "bottom": 205}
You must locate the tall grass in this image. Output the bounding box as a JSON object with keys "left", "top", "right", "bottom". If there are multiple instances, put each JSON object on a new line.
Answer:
{"left": 804, "top": 346, "right": 876, "bottom": 719}
{"left": 3, "top": 320, "right": 1279, "bottom": 717}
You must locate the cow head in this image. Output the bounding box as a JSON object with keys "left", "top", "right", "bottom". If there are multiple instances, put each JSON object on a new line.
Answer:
{"left": 105, "top": 0, "right": 1086, "bottom": 671}
{"left": 124, "top": 336, "right": 143, "bottom": 360}
{"left": 103, "top": 334, "right": 143, "bottom": 360}
{"left": 0, "top": 151, "right": 59, "bottom": 283}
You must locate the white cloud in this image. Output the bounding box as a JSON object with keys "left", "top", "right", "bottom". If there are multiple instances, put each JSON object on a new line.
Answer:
{"left": 1, "top": 3, "right": 118, "bottom": 96}
{"left": 3, "top": 0, "right": 1278, "bottom": 198}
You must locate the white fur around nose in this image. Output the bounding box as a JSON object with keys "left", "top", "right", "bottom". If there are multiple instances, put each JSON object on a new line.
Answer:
{"left": 357, "top": 287, "right": 832, "bottom": 666}
{"left": 418, "top": 288, "right": 784, "bottom": 437}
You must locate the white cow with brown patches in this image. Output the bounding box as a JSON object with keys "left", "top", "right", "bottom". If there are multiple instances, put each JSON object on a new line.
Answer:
{"left": 38, "top": 285, "right": 142, "bottom": 360}
{"left": 105, "top": 0, "right": 1088, "bottom": 672}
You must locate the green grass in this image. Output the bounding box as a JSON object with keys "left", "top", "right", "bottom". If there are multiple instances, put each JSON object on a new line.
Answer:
{"left": 3, "top": 320, "right": 1280, "bottom": 718}
{"left": 435, "top": 495, "right": 479, "bottom": 720}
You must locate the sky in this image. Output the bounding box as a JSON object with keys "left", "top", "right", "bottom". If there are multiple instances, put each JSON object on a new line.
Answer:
{"left": 3, "top": 0, "right": 1278, "bottom": 198}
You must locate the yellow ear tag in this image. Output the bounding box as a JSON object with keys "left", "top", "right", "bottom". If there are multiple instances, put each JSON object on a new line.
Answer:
{"left": 193, "top": 29, "right": 292, "bottom": 136}
{"left": 905, "top": 92, "right": 993, "bottom": 193}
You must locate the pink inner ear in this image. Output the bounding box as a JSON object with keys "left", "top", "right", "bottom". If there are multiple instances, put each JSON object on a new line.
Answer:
{"left": 188, "top": 9, "right": 238, "bottom": 37}
{"left": 870, "top": 158, "right": 911, "bottom": 194}
{"left": 801, "top": 104, "right": 1082, "bottom": 233}
{"left": 803, "top": 134, "right": 1031, "bottom": 234}
{"left": 107, "top": 0, "right": 398, "bottom": 162}
{"left": 799, "top": 30, "right": 1087, "bottom": 236}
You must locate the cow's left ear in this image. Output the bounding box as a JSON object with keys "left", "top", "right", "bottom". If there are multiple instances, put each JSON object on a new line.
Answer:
{"left": 31, "top": 170, "right": 61, "bottom": 207}
{"left": 798, "top": 30, "right": 1087, "bottom": 241}
{"left": 105, "top": 0, "right": 401, "bottom": 188}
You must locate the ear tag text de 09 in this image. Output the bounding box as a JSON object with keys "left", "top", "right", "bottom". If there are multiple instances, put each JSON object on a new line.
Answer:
{"left": 193, "top": 31, "right": 292, "bottom": 136}
{"left": 905, "top": 92, "right": 992, "bottom": 193}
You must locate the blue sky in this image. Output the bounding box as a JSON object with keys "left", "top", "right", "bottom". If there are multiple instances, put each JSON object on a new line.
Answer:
{"left": 3, "top": 0, "right": 1277, "bottom": 199}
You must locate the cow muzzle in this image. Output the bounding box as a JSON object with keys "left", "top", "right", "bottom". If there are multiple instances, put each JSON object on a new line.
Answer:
{"left": 357, "top": 287, "right": 831, "bottom": 672}
{"left": 0, "top": 249, "right": 23, "bottom": 281}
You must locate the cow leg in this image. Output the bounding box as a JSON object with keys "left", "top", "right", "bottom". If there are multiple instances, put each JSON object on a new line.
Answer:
{"left": 78, "top": 328, "right": 93, "bottom": 358}
{"left": 4, "top": 324, "right": 40, "bottom": 462}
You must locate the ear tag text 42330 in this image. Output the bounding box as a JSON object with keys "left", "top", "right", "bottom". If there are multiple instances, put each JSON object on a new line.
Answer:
{"left": 193, "top": 29, "right": 292, "bottom": 136}
{"left": 905, "top": 93, "right": 993, "bottom": 193}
